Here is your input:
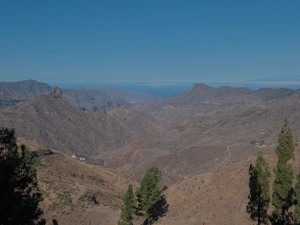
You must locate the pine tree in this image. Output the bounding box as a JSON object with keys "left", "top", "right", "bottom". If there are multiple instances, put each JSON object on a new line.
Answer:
{"left": 0, "top": 127, "right": 45, "bottom": 225}
{"left": 247, "top": 152, "right": 271, "bottom": 225}
{"left": 118, "top": 184, "right": 136, "bottom": 225}
{"left": 294, "top": 173, "right": 300, "bottom": 223}
{"left": 275, "top": 119, "right": 294, "bottom": 164}
{"left": 270, "top": 119, "right": 295, "bottom": 225}
{"left": 136, "top": 166, "right": 162, "bottom": 224}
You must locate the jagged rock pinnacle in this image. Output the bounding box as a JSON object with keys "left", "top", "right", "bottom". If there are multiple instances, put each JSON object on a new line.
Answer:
{"left": 50, "top": 86, "right": 62, "bottom": 99}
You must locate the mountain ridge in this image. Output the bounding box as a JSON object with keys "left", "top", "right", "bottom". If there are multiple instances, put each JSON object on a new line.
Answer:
{"left": 0, "top": 91, "right": 159, "bottom": 157}
{"left": 0, "top": 80, "right": 160, "bottom": 110}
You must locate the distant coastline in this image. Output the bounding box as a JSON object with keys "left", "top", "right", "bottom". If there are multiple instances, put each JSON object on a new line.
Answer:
{"left": 49, "top": 81, "right": 300, "bottom": 98}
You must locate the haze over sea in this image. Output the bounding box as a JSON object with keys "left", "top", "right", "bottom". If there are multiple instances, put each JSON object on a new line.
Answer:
{"left": 52, "top": 78, "right": 300, "bottom": 98}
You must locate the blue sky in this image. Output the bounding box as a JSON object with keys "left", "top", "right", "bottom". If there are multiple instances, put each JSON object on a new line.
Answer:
{"left": 1, "top": 1, "right": 300, "bottom": 86}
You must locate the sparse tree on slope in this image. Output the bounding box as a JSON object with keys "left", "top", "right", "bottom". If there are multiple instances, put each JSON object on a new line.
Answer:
{"left": 0, "top": 127, "right": 44, "bottom": 225}
{"left": 136, "top": 166, "right": 162, "bottom": 224}
{"left": 270, "top": 119, "right": 295, "bottom": 225}
{"left": 118, "top": 184, "right": 136, "bottom": 225}
{"left": 247, "top": 152, "right": 271, "bottom": 225}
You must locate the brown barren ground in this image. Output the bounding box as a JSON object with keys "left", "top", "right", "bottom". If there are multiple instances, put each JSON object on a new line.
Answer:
{"left": 18, "top": 138, "right": 134, "bottom": 225}
{"left": 19, "top": 138, "right": 300, "bottom": 225}
{"left": 158, "top": 144, "right": 300, "bottom": 225}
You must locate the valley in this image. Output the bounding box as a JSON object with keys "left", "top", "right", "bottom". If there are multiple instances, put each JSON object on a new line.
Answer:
{"left": 1, "top": 80, "right": 300, "bottom": 224}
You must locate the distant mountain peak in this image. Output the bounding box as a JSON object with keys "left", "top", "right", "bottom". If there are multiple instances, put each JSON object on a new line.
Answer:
{"left": 192, "top": 83, "right": 215, "bottom": 92}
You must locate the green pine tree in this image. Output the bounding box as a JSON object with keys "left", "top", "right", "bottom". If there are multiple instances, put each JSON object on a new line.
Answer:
{"left": 247, "top": 152, "right": 271, "bottom": 225}
{"left": 0, "top": 127, "right": 45, "bottom": 225}
{"left": 136, "top": 166, "right": 162, "bottom": 224}
{"left": 118, "top": 184, "right": 136, "bottom": 225}
{"left": 270, "top": 119, "right": 295, "bottom": 225}
{"left": 275, "top": 119, "right": 294, "bottom": 164}
{"left": 294, "top": 173, "right": 300, "bottom": 224}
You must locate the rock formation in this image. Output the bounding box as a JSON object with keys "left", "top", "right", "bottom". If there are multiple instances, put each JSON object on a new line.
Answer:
{"left": 50, "top": 86, "right": 62, "bottom": 99}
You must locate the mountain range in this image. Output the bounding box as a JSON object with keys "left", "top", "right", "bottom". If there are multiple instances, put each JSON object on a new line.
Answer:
{"left": 0, "top": 80, "right": 300, "bottom": 224}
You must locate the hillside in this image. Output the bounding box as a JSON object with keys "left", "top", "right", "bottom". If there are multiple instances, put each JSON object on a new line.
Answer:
{"left": 2, "top": 83, "right": 300, "bottom": 181}
{"left": 114, "top": 84, "right": 300, "bottom": 177}
{"left": 0, "top": 80, "right": 51, "bottom": 108}
{"left": 0, "top": 80, "right": 159, "bottom": 110}
{"left": 1, "top": 82, "right": 300, "bottom": 224}
{"left": 108, "top": 106, "right": 161, "bottom": 136}
{"left": 159, "top": 143, "right": 300, "bottom": 225}
{"left": 101, "top": 88, "right": 160, "bottom": 104}
{"left": 62, "top": 88, "right": 130, "bottom": 111}
{"left": 18, "top": 139, "right": 300, "bottom": 225}
{"left": 135, "top": 84, "right": 299, "bottom": 128}
{"left": 17, "top": 138, "right": 131, "bottom": 225}
{"left": 0, "top": 88, "right": 160, "bottom": 157}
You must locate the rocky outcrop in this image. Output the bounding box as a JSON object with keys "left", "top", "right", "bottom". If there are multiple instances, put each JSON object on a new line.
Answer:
{"left": 50, "top": 86, "right": 62, "bottom": 99}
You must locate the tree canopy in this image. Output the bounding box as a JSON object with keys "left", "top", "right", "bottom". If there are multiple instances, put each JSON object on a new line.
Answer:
{"left": 247, "top": 152, "right": 271, "bottom": 225}
{"left": 118, "top": 184, "right": 136, "bottom": 225}
{"left": 247, "top": 119, "right": 297, "bottom": 225}
{"left": 294, "top": 173, "right": 300, "bottom": 223}
{"left": 271, "top": 119, "right": 295, "bottom": 225}
{"left": 275, "top": 119, "right": 294, "bottom": 164}
{"left": 136, "top": 166, "right": 162, "bottom": 224}
{"left": 0, "top": 127, "right": 45, "bottom": 225}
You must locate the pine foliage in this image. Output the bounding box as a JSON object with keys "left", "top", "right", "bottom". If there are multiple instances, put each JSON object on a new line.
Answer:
{"left": 271, "top": 162, "right": 295, "bottom": 224}
{"left": 0, "top": 127, "right": 44, "bottom": 225}
{"left": 294, "top": 173, "right": 300, "bottom": 223}
{"left": 275, "top": 119, "right": 294, "bottom": 163}
{"left": 247, "top": 152, "right": 271, "bottom": 225}
{"left": 118, "top": 184, "right": 136, "bottom": 225}
{"left": 136, "top": 166, "right": 162, "bottom": 223}
{"left": 271, "top": 119, "right": 295, "bottom": 225}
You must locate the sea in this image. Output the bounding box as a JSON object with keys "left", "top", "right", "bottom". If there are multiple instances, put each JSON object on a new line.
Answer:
{"left": 54, "top": 81, "right": 300, "bottom": 98}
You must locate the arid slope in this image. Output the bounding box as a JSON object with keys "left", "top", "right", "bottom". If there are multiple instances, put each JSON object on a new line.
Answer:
{"left": 0, "top": 92, "right": 159, "bottom": 156}
{"left": 17, "top": 138, "right": 132, "bottom": 225}
{"left": 159, "top": 143, "right": 300, "bottom": 225}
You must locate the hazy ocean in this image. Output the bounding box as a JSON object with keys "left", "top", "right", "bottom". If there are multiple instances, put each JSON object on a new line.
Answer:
{"left": 59, "top": 83, "right": 195, "bottom": 98}
{"left": 106, "top": 84, "right": 195, "bottom": 98}
{"left": 56, "top": 82, "right": 300, "bottom": 98}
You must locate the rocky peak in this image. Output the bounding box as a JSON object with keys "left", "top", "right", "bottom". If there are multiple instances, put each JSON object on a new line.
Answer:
{"left": 50, "top": 86, "right": 62, "bottom": 99}
{"left": 191, "top": 83, "right": 215, "bottom": 94}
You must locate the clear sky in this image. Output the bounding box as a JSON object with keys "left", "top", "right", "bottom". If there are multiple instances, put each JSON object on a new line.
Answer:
{"left": 1, "top": 1, "right": 300, "bottom": 86}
